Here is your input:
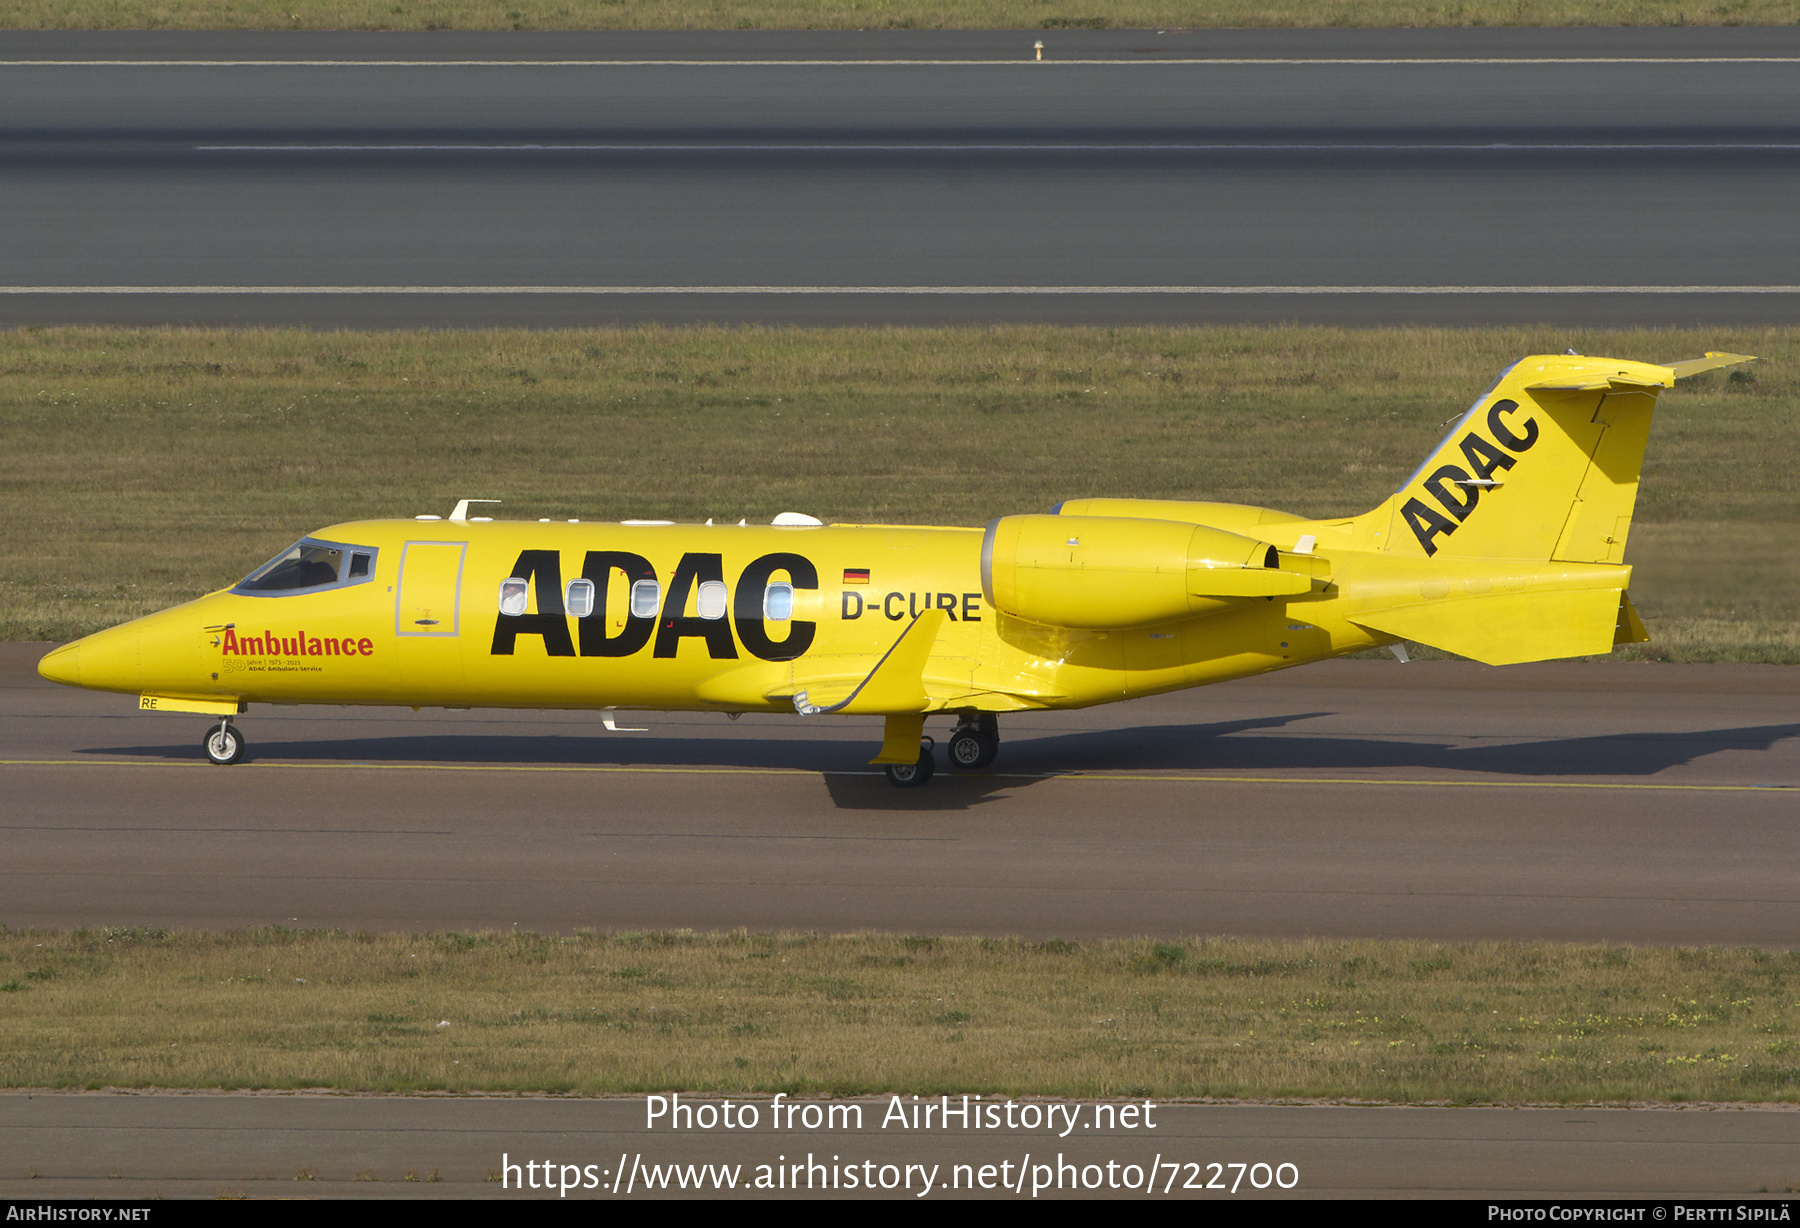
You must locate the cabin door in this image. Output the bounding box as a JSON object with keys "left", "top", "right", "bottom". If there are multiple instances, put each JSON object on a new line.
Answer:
{"left": 394, "top": 540, "right": 468, "bottom": 698}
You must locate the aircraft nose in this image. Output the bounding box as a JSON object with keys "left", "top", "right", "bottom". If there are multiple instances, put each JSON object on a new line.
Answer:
{"left": 39, "top": 622, "right": 142, "bottom": 694}
{"left": 37, "top": 642, "right": 80, "bottom": 687}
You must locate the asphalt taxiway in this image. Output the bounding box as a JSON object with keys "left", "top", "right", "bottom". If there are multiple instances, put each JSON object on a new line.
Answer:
{"left": 5, "top": 644, "right": 1796, "bottom": 944}
{"left": 7, "top": 645, "right": 1798, "bottom": 1198}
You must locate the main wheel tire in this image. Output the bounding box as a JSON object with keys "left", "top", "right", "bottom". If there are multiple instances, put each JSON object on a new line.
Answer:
{"left": 947, "top": 729, "right": 999, "bottom": 770}
{"left": 883, "top": 747, "right": 936, "bottom": 787}
{"left": 204, "top": 725, "right": 244, "bottom": 766}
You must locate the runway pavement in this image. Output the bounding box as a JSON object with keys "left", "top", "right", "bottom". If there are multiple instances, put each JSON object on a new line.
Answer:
{"left": 3, "top": 1093, "right": 1797, "bottom": 1200}
{"left": 2, "top": 29, "right": 1798, "bottom": 327}
{"left": 5, "top": 643, "right": 1797, "bottom": 944}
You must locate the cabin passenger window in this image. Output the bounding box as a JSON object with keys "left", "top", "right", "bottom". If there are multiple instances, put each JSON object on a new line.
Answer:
{"left": 498, "top": 577, "right": 529, "bottom": 617}
{"left": 565, "top": 578, "right": 595, "bottom": 618}
{"left": 763, "top": 582, "right": 795, "bottom": 621}
{"left": 697, "top": 580, "right": 728, "bottom": 621}
{"left": 629, "top": 579, "right": 661, "bottom": 619}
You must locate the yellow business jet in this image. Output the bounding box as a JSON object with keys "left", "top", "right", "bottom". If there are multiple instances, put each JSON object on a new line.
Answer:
{"left": 38, "top": 350, "right": 1752, "bottom": 785}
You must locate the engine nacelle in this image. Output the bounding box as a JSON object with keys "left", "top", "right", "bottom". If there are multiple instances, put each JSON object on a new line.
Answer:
{"left": 980, "top": 515, "right": 1313, "bottom": 629}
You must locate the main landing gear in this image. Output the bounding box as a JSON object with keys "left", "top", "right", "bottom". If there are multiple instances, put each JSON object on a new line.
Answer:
{"left": 883, "top": 736, "right": 936, "bottom": 788}
{"left": 881, "top": 714, "right": 1001, "bottom": 787}
{"left": 204, "top": 717, "right": 245, "bottom": 766}
{"left": 946, "top": 712, "right": 1000, "bottom": 771}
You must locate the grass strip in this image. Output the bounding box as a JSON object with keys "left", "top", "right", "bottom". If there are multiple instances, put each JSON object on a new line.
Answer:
{"left": 1, "top": 928, "right": 1796, "bottom": 1103}
{"left": 9, "top": 2, "right": 1797, "bottom": 33}
{"left": 1, "top": 324, "right": 1793, "bottom": 659}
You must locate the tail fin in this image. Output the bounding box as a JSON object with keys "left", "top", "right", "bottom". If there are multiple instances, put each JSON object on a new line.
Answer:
{"left": 1345, "top": 351, "right": 1753, "bottom": 664}
{"left": 1372, "top": 351, "right": 1753, "bottom": 564}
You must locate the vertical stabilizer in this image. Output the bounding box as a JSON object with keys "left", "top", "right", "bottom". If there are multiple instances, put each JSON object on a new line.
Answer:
{"left": 1345, "top": 351, "right": 1754, "bottom": 665}
{"left": 1375, "top": 354, "right": 1692, "bottom": 564}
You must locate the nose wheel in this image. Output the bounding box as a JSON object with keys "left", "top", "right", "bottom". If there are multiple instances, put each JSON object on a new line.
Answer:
{"left": 204, "top": 719, "right": 245, "bottom": 766}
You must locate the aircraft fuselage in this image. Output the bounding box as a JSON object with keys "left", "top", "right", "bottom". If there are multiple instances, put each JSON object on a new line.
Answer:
{"left": 40, "top": 516, "right": 1375, "bottom": 719}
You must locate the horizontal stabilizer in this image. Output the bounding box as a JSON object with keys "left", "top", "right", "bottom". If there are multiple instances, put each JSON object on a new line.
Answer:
{"left": 1665, "top": 351, "right": 1758, "bottom": 380}
{"left": 1351, "top": 587, "right": 1623, "bottom": 666}
{"left": 1522, "top": 357, "right": 1676, "bottom": 392}
{"left": 1526, "top": 347, "right": 1764, "bottom": 388}
{"left": 1527, "top": 352, "right": 1756, "bottom": 389}
{"left": 1525, "top": 374, "right": 1664, "bottom": 392}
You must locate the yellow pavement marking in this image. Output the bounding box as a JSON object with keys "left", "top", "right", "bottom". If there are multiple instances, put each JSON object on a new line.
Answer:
{"left": 1, "top": 759, "right": 1791, "bottom": 791}
{"left": 1049, "top": 773, "right": 1794, "bottom": 791}
{"left": 0, "top": 758, "right": 820, "bottom": 776}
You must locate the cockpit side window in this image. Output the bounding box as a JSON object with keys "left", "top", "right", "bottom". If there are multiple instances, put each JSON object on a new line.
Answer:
{"left": 232, "top": 539, "right": 380, "bottom": 597}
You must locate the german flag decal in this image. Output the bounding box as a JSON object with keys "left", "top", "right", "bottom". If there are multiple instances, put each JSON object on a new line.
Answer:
{"left": 843, "top": 568, "right": 871, "bottom": 585}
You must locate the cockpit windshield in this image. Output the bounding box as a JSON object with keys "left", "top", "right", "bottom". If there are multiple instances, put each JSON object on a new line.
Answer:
{"left": 233, "top": 539, "right": 377, "bottom": 596}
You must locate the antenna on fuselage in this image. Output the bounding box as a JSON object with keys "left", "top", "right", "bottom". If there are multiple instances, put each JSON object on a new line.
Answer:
{"left": 449, "top": 499, "right": 501, "bottom": 522}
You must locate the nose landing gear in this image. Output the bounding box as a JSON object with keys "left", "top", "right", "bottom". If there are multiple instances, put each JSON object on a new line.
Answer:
{"left": 203, "top": 718, "right": 245, "bottom": 766}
